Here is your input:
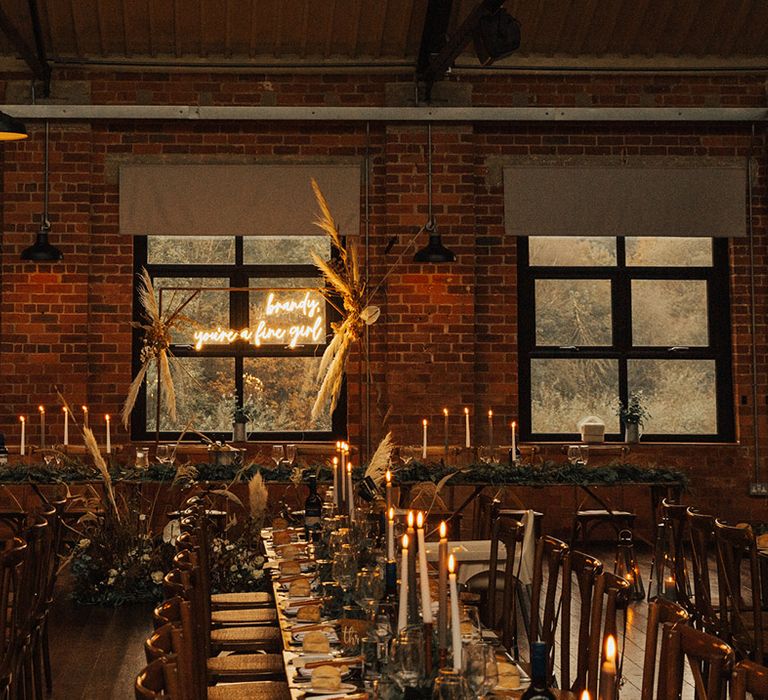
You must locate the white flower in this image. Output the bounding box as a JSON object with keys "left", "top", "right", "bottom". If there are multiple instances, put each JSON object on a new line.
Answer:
{"left": 252, "top": 569, "right": 264, "bottom": 580}
{"left": 108, "top": 568, "right": 118, "bottom": 577}
{"left": 141, "top": 554, "right": 151, "bottom": 562}
{"left": 78, "top": 538, "right": 91, "bottom": 549}
{"left": 226, "top": 544, "right": 235, "bottom": 551}
{"left": 151, "top": 570, "right": 164, "bottom": 584}
{"left": 230, "top": 564, "right": 238, "bottom": 572}
{"left": 254, "top": 556, "right": 265, "bottom": 566}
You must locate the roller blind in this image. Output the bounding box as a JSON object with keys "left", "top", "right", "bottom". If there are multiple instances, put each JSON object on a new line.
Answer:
{"left": 503, "top": 163, "right": 746, "bottom": 237}
{"left": 120, "top": 163, "right": 361, "bottom": 236}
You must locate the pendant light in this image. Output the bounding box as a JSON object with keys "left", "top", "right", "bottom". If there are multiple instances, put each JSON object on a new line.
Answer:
{"left": 413, "top": 123, "right": 456, "bottom": 263}
{"left": 0, "top": 111, "right": 28, "bottom": 141}
{"left": 21, "top": 121, "right": 63, "bottom": 262}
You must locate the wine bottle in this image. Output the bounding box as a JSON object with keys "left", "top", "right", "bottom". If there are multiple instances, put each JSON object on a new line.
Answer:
{"left": 521, "top": 641, "right": 556, "bottom": 700}
{"left": 304, "top": 473, "right": 322, "bottom": 541}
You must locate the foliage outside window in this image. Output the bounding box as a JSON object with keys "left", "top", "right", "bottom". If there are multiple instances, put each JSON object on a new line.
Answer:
{"left": 519, "top": 236, "right": 734, "bottom": 442}
{"left": 132, "top": 235, "right": 343, "bottom": 440}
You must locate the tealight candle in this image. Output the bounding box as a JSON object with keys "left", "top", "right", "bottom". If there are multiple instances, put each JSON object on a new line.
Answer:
{"left": 416, "top": 511, "right": 433, "bottom": 624}
{"left": 449, "top": 554, "right": 461, "bottom": 670}
{"left": 397, "top": 533, "right": 410, "bottom": 632}
{"left": 19, "top": 416, "right": 25, "bottom": 456}
{"left": 63, "top": 406, "right": 69, "bottom": 446}
{"left": 422, "top": 419, "right": 428, "bottom": 460}
{"left": 38, "top": 406, "right": 46, "bottom": 449}
{"left": 105, "top": 414, "right": 111, "bottom": 454}
{"left": 464, "top": 407, "right": 470, "bottom": 448}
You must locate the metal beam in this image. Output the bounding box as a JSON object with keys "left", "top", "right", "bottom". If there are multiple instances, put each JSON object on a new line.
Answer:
{"left": 416, "top": 0, "right": 454, "bottom": 78}
{"left": 1, "top": 104, "right": 766, "bottom": 122}
{"left": 0, "top": 1, "right": 49, "bottom": 85}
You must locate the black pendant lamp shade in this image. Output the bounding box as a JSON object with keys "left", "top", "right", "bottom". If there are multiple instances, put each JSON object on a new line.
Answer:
{"left": 0, "top": 111, "right": 28, "bottom": 141}
{"left": 413, "top": 217, "right": 456, "bottom": 263}
{"left": 413, "top": 124, "right": 455, "bottom": 264}
{"left": 20, "top": 121, "right": 63, "bottom": 262}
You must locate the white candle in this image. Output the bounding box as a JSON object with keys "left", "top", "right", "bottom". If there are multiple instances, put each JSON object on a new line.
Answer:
{"left": 340, "top": 442, "right": 347, "bottom": 502}
{"left": 416, "top": 511, "right": 433, "bottom": 623}
{"left": 398, "top": 534, "right": 410, "bottom": 632}
{"left": 511, "top": 420, "right": 517, "bottom": 456}
{"left": 105, "top": 414, "right": 111, "bottom": 454}
{"left": 437, "top": 521, "right": 448, "bottom": 651}
{"left": 599, "top": 634, "right": 617, "bottom": 700}
{"left": 63, "top": 407, "right": 69, "bottom": 446}
{"left": 386, "top": 469, "right": 392, "bottom": 513}
{"left": 38, "top": 406, "right": 45, "bottom": 449}
{"left": 464, "top": 407, "right": 470, "bottom": 448}
{"left": 488, "top": 409, "right": 494, "bottom": 447}
{"left": 422, "top": 419, "right": 428, "bottom": 460}
{"left": 387, "top": 507, "right": 395, "bottom": 561}
{"left": 449, "top": 554, "right": 461, "bottom": 670}
{"left": 332, "top": 456, "right": 339, "bottom": 507}
{"left": 443, "top": 408, "right": 449, "bottom": 453}
{"left": 581, "top": 692, "right": 592, "bottom": 700}
{"left": 346, "top": 462, "right": 354, "bottom": 522}
{"left": 82, "top": 405, "right": 88, "bottom": 428}
{"left": 19, "top": 417, "right": 25, "bottom": 456}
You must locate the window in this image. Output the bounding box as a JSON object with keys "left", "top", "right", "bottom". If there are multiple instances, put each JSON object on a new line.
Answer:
{"left": 518, "top": 236, "right": 734, "bottom": 441}
{"left": 131, "top": 235, "right": 344, "bottom": 441}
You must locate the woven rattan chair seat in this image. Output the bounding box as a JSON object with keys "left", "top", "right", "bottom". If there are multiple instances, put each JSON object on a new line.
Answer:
{"left": 211, "top": 608, "right": 277, "bottom": 625}
{"left": 211, "top": 592, "right": 273, "bottom": 608}
{"left": 207, "top": 680, "right": 291, "bottom": 700}
{"left": 207, "top": 653, "right": 285, "bottom": 676}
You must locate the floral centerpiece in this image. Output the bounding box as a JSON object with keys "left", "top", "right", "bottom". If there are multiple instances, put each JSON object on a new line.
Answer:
{"left": 615, "top": 390, "right": 651, "bottom": 443}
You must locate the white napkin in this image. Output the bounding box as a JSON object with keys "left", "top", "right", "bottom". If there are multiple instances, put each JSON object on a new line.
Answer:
{"left": 519, "top": 510, "right": 536, "bottom": 585}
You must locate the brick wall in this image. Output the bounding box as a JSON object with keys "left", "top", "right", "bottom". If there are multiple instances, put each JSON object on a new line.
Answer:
{"left": 1, "top": 68, "right": 766, "bottom": 526}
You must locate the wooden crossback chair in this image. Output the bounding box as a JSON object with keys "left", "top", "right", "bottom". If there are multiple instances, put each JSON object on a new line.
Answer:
{"left": 687, "top": 507, "right": 724, "bottom": 636}
{"left": 640, "top": 597, "right": 690, "bottom": 700}
{"left": 731, "top": 659, "right": 768, "bottom": 700}
{"left": 135, "top": 657, "right": 180, "bottom": 699}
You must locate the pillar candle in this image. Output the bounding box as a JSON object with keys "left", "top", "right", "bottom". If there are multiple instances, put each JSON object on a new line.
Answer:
{"left": 63, "top": 407, "right": 69, "bottom": 446}
{"left": 397, "top": 534, "right": 409, "bottom": 632}
{"left": 422, "top": 419, "right": 428, "bottom": 460}
{"left": 511, "top": 421, "right": 517, "bottom": 456}
{"left": 416, "top": 512, "right": 433, "bottom": 624}
{"left": 387, "top": 507, "right": 395, "bottom": 561}
{"left": 488, "top": 409, "right": 494, "bottom": 447}
{"left": 346, "top": 462, "right": 354, "bottom": 522}
{"left": 598, "top": 634, "right": 617, "bottom": 700}
{"left": 448, "top": 554, "right": 461, "bottom": 671}
{"left": 407, "top": 511, "right": 418, "bottom": 621}
{"left": 82, "top": 405, "right": 88, "bottom": 429}
{"left": 443, "top": 408, "right": 449, "bottom": 453}
{"left": 38, "top": 406, "right": 46, "bottom": 449}
{"left": 464, "top": 407, "right": 470, "bottom": 448}
{"left": 19, "top": 417, "right": 25, "bottom": 456}
{"left": 332, "top": 456, "right": 339, "bottom": 507}
{"left": 105, "top": 414, "right": 111, "bottom": 454}
{"left": 437, "top": 522, "right": 448, "bottom": 652}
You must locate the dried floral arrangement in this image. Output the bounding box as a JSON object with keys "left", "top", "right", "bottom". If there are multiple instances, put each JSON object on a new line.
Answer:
{"left": 310, "top": 179, "right": 379, "bottom": 421}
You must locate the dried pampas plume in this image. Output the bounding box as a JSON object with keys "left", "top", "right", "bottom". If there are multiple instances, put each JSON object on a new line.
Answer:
{"left": 364, "top": 432, "right": 395, "bottom": 485}
{"left": 83, "top": 427, "right": 120, "bottom": 522}
{"left": 248, "top": 471, "right": 269, "bottom": 528}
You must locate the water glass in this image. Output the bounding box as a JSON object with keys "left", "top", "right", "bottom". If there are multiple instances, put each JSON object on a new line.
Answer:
{"left": 332, "top": 544, "right": 357, "bottom": 588}
{"left": 433, "top": 668, "right": 468, "bottom": 700}
{"left": 463, "top": 642, "right": 497, "bottom": 696}
{"left": 566, "top": 445, "right": 582, "bottom": 465}
{"left": 391, "top": 626, "right": 425, "bottom": 690}
{"left": 271, "top": 444, "right": 284, "bottom": 467}
{"left": 461, "top": 604, "right": 482, "bottom": 642}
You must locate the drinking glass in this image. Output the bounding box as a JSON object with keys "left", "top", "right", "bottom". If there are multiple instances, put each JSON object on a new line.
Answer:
{"left": 271, "top": 444, "right": 285, "bottom": 467}
{"left": 463, "top": 642, "right": 496, "bottom": 696}
{"left": 433, "top": 668, "right": 468, "bottom": 700}
{"left": 354, "top": 567, "right": 385, "bottom": 621}
{"left": 373, "top": 609, "right": 394, "bottom": 664}
{"left": 332, "top": 544, "right": 357, "bottom": 588}
{"left": 579, "top": 444, "right": 590, "bottom": 466}
{"left": 481, "top": 647, "right": 498, "bottom": 696}
{"left": 391, "top": 627, "right": 425, "bottom": 690}
{"left": 461, "top": 604, "right": 482, "bottom": 642}
{"left": 566, "top": 445, "right": 582, "bottom": 465}
{"left": 156, "top": 444, "right": 173, "bottom": 465}
{"left": 284, "top": 444, "right": 297, "bottom": 466}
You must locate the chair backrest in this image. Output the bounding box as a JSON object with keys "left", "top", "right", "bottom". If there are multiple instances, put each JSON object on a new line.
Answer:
{"left": 731, "top": 659, "right": 768, "bottom": 700}
{"left": 659, "top": 621, "right": 734, "bottom": 700}
{"left": 153, "top": 596, "right": 183, "bottom": 630}
{"left": 714, "top": 520, "right": 764, "bottom": 663}
{"left": 640, "top": 597, "right": 690, "bottom": 700}
{"left": 135, "top": 657, "right": 179, "bottom": 699}
{"left": 0, "top": 537, "right": 28, "bottom": 685}
{"left": 560, "top": 549, "right": 602, "bottom": 695}
{"left": 474, "top": 492, "right": 500, "bottom": 540}
{"left": 487, "top": 516, "right": 524, "bottom": 652}
{"left": 687, "top": 507, "right": 722, "bottom": 634}
{"left": 529, "top": 535, "right": 569, "bottom": 681}
{"left": 661, "top": 498, "right": 694, "bottom": 613}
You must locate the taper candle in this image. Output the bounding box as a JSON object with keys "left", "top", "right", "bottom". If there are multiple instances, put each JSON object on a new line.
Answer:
{"left": 346, "top": 462, "right": 354, "bottom": 522}
{"left": 464, "top": 407, "right": 470, "bottom": 448}
{"left": 449, "top": 554, "right": 461, "bottom": 671}
{"left": 443, "top": 408, "right": 449, "bottom": 453}
{"left": 38, "top": 406, "right": 46, "bottom": 449}
{"left": 416, "top": 512, "right": 433, "bottom": 623}
{"left": 63, "top": 407, "right": 69, "bottom": 446}
{"left": 82, "top": 405, "right": 88, "bottom": 428}
{"left": 407, "top": 510, "right": 417, "bottom": 621}
{"left": 19, "top": 417, "right": 25, "bottom": 456}
{"left": 599, "top": 634, "right": 617, "bottom": 700}
{"left": 422, "top": 419, "right": 428, "bottom": 460}
{"left": 397, "top": 533, "right": 409, "bottom": 632}
{"left": 387, "top": 507, "right": 395, "bottom": 561}
{"left": 488, "top": 409, "right": 494, "bottom": 447}
{"left": 581, "top": 692, "right": 592, "bottom": 700}
{"left": 105, "top": 414, "right": 111, "bottom": 454}
{"left": 385, "top": 469, "right": 392, "bottom": 515}
{"left": 437, "top": 521, "right": 448, "bottom": 653}
{"left": 332, "top": 456, "right": 339, "bottom": 507}
{"left": 340, "top": 442, "right": 348, "bottom": 502}
{"left": 511, "top": 421, "right": 517, "bottom": 457}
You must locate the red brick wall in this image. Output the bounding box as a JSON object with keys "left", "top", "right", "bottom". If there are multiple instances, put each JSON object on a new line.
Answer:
{"left": 1, "top": 68, "right": 766, "bottom": 526}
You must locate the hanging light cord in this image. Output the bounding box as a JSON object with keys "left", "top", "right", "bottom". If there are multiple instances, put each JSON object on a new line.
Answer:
{"left": 42, "top": 120, "right": 50, "bottom": 230}
{"left": 426, "top": 122, "right": 435, "bottom": 231}
{"left": 748, "top": 123, "right": 760, "bottom": 483}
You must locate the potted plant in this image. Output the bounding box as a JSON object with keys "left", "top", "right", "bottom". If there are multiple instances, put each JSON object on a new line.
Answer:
{"left": 616, "top": 390, "right": 651, "bottom": 444}
{"left": 232, "top": 406, "right": 251, "bottom": 442}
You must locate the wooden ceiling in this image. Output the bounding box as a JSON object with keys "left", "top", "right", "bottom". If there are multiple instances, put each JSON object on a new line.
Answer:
{"left": 0, "top": 0, "right": 767, "bottom": 74}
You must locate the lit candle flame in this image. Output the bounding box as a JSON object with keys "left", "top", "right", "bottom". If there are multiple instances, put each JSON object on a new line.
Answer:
{"left": 443, "top": 408, "right": 448, "bottom": 416}
{"left": 416, "top": 511, "right": 424, "bottom": 528}
{"left": 19, "top": 416, "right": 25, "bottom": 423}
{"left": 105, "top": 414, "right": 110, "bottom": 421}
{"left": 448, "top": 553, "right": 456, "bottom": 574}
{"left": 464, "top": 407, "right": 469, "bottom": 415}
{"left": 605, "top": 634, "right": 616, "bottom": 661}
{"left": 332, "top": 456, "right": 338, "bottom": 466}
{"left": 388, "top": 507, "right": 394, "bottom": 522}
{"left": 580, "top": 691, "right": 591, "bottom": 700}
{"left": 423, "top": 418, "right": 427, "bottom": 426}
{"left": 347, "top": 462, "right": 352, "bottom": 473}
{"left": 512, "top": 420, "right": 516, "bottom": 428}
{"left": 336, "top": 440, "right": 341, "bottom": 449}
{"left": 63, "top": 406, "right": 68, "bottom": 414}
{"left": 439, "top": 521, "right": 447, "bottom": 539}
{"left": 386, "top": 469, "right": 391, "bottom": 483}
{"left": 407, "top": 511, "right": 414, "bottom": 528}
{"left": 82, "top": 405, "right": 88, "bottom": 413}
{"left": 488, "top": 409, "right": 493, "bottom": 417}
{"left": 402, "top": 533, "right": 409, "bottom": 549}
{"left": 38, "top": 405, "right": 44, "bottom": 414}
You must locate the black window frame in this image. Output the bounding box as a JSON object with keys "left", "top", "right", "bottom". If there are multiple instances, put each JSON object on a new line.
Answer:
{"left": 517, "top": 236, "right": 734, "bottom": 443}
{"left": 131, "top": 235, "right": 346, "bottom": 442}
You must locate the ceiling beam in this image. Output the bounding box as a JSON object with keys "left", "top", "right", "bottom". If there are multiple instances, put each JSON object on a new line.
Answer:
{"left": 416, "top": 0, "right": 454, "bottom": 77}
{"left": 0, "top": 0, "right": 50, "bottom": 88}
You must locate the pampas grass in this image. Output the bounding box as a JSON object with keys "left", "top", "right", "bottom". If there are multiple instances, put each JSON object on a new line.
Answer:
{"left": 364, "top": 432, "right": 395, "bottom": 485}
{"left": 248, "top": 471, "right": 269, "bottom": 528}
{"left": 83, "top": 427, "right": 120, "bottom": 522}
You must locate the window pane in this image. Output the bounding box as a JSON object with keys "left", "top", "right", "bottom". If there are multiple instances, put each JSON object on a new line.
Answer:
{"left": 243, "top": 236, "right": 330, "bottom": 264}
{"left": 531, "top": 358, "right": 619, "bottom": 434}
{"left": 146, "top": 357, "right": 235, "bottom": 432}
{"left": 535, "top": 279, "right": 612, "bottom": 346}
{"left": 626, "top": 237, "right": 712, "bottom": 267}
{"left": 154, "top": 278, "right": 228, "bottom": 344}
{"left": 244, "top": 357, "right": 331, "bottom": 431}
{"left": 147, "top": 236, "right": 235, "bottom": 264}
{"left": 628, "top": 360, "right": 717, "bottom": 434}
{"left": 529, "top": 237, "right": 616, "bottom": 266}
{"left": 632, "top": 280, "right": 708, "bottom": 347}
{"left": 249, "top": 278, "right": 326, "bottom": 347}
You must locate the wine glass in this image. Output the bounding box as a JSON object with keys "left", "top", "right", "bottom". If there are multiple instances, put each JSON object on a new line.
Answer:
{"left": 373, "top": 608, "right": 394, "bottom": 664}
{"left": 433, "top": 668, "right": 468, "bottom": 700}
{"left": 391, "top": 627, "right": 425, "bottom": 690}
{"left": 461, "top": 605, "right": 482, "bottom": 642}
{"left": 566, "top": 445, "right": 582, "bottom": 466}
{"left": 156, "top": 444, "right": 173, "bottom": 465}
{"left": 481, "top": 647, "right": 498, "bottom": 696}
{"left": 462, "top": 642, "right": 487, "bottom": 696}
{"left": 285, "top": 444, "right": 297, "bottom": 466}
{"left": 332, "top": 544, "right": 357, "bottom": 588}
{"left": 579, "top": 445, "right": 590, "bottom": 466}
{"left": 354, "top": 567, "right": 385, "bottom": 621}
{"left": 271, "top": 444, "right": 285, "bottom": 468}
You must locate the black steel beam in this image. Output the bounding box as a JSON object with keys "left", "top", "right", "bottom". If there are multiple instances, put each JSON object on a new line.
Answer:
{"left": 0, "top": 0, "right": 50, "bottom": 90}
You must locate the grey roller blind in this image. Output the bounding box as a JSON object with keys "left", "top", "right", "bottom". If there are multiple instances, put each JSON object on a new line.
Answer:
{"left": 120, "top": 164, "right": 361, "bottom": 236}
{"left": 503, "top": 163, "right": 746, "bottom": 237}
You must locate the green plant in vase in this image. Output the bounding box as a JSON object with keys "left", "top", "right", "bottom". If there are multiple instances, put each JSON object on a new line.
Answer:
{"left": 232, "top": 405, "right": 251, "bottom": 442}
{"left": 616, "top": 390, "right": 651, "bottom": 444}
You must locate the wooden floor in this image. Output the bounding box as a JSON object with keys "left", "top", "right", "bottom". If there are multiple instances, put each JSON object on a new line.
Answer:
{"left": 45, "top": 544, "right": 698, "bottom": 699}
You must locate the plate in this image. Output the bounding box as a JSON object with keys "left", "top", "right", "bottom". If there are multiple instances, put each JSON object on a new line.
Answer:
{"left": 303, "top": 681, "right": 357, "bottom": 696}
